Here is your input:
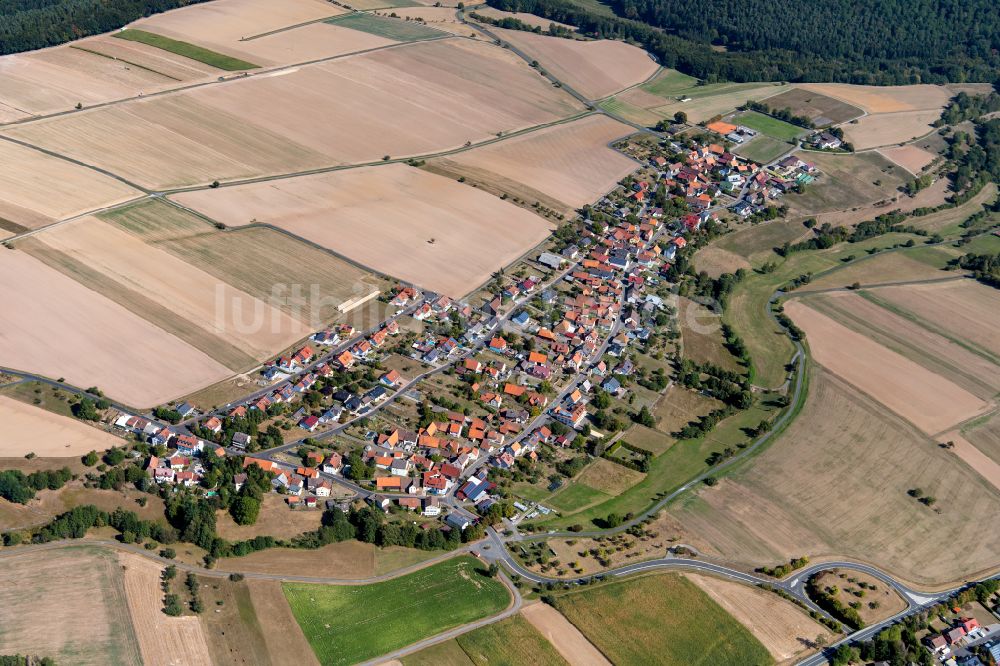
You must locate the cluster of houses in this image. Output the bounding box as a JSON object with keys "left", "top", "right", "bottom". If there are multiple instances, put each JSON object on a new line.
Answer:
{"left": 924, "top": 616, "right": 994, "bottom": 661}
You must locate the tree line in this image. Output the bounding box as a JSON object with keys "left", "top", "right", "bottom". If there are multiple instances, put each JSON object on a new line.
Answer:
{"left": 0, "top": 0, "right": 209, "bottom": 55}
{"left": 486, "top": 0, "right": 1000, "bottom": 85}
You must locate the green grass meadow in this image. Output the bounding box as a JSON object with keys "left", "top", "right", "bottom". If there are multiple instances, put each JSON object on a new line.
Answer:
{"left": 326, "top": 13, "right": 445, "bottom": 41}
{"left": 283, "top": 556, "right": 510, "bottom": 665}
{"left": 555, "top": 573, "right": 772, "bottom": 665}
{"left": 732, "top": 110, "right": 806, "bottom": 142}
{"left": 114, "top": 29, "right": 258, "bottom": 70}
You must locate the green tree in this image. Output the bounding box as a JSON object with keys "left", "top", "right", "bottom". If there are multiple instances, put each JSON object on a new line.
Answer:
{"left": 230, "top": 496, "right": 261, "bottom": 526}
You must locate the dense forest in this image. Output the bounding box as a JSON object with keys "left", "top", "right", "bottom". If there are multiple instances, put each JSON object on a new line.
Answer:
{"left": 0, "top": 0, "right": 207, "bottom": 54}
{"left": 485, "top": 0, "right": 1000, "bottom": 84}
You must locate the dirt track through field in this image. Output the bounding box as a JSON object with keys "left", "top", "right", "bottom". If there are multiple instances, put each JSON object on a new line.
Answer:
{"left": 786, "top": 298, "right": 991, "bottom": 435}
{"left": 520, "top": 602, "right": 610, "bottom": 666}
{"left": 247, "top": 579, "right": 321, "bottom": 666}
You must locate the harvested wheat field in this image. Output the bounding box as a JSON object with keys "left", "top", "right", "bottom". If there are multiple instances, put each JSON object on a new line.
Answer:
{"left": 793, "top": 84, "right": 954, "bottom": 150}
{"left": 0, "top": 43, "right": 191, "bottom": 121}
{"left": 174, "top": 163, "right": 553, "bottom": 296}
{"left": 27, "top": 217, "right": 310, "bottom": 366}
{"left": 0, "top": 250, "right": 232, "bottom": 408}
{"left": 869, "top": 280, "right": 1000, "bottom": 361}
{"left": 521, "top": 603, "right": 609, "bottom": 666}
{"left": 693, "top": 245, "right": 752, "bottom": 278}
{"left": 103, "top": 199, "right": 385, "bottom": 326}
{"left": 191, "top": 21, "right": 395, "bottom": 66}
{"left": 880, "top": 144, "right": 937, "bottom": 174}
{"left": 966, "top": 414, "right": 1000, "bottom": 468}
{"left": 0, "top": 546, "right": 142, "bottom": 664}
{"left": 785, "top": 298, "right": 990, "bottom": 435}
{"left": 216, "top": 494, "right": 322, "bottom": 540}
{"left": 429, "top": 115, "right": 637, "bottom": 212}
{"left": 7, "top": 39, "right": 581, "bottom": 189}
{"left": 939, "top": 431, "right": 1000, "bottom": 494}
{"left": 802, "top": 291, "right": 1000, "bottom": 400}
{"left": 672, "top": 368, "right": 1000, "bottom": 587}
{"left": 805, "top": 251, "right": 949, "bottom": 291}
{"left": 576, "top": 457, "right": 645, "bottom": 495}
{"left": 845, "top": 109, "right": 945, "bottom": 150}
{"left": 685, "top": 574, "right": 833, "bottom": 665}
{"left": 119, "top": 551, "right": 212, "bottom": 666}
{"left": 246, "top": 579, "right": 321, "bottom": 666}
{"left": 908, "top": 182, "right": 998, "bottom": 233}
{"left": 472, "top": 7, "right": 577, "bottom": 31}
{"left": 3, "top": 95, "right": 330, "bottom": 189}
{"left": 796, "top": 83, "right": 953, "bottom": 114}
{"left": 492, "top": 28, "right": 658, "bottom": 99}
{"left": 757, "top": 87, "right": 863, "bottom": 126}
{"left": 0, "top": 139, "right": 139, "bottom": 230}
{"left": 131, "top": 0, "right": 347, "bottom": 64}
{"left": 73, "top": 35, "right": 221, "bottom": 81}
{"left": 0, "top": 395, "right": 120, "bottom": 457}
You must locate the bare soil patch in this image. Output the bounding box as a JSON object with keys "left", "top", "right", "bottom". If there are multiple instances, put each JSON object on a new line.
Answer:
{"left": 871, "top": 280, "right": 1000, "bottom": 360}
{"left": 491, "top": 28, "right": 658, "bottom": 99}
{"left": 0, "top": 546, "right": 142, "bottom": 664}
{"left": 672, "top": 368, "right": 1000, "bottom": 586}
{"left": 428, "top": 114, "right": 638, "bottom": 212}
{"left": 685, "top": 573, "right": 833, "bottom": 665}
{"left": 810, "top": 569, "right": 907, "bottom": 626}
{"left": 216, "top": 493, "right": 322, "bottom": 541}
{"left": 520, "top": 603, "right": 610, "bottom": 666}
{"left": 174, "top": 163, "right": 552, "bottom": 297}
{"left": 246, "top": 579, "right": 321, "bottom": 666}
{"left": 879, "top": 144, "right": 937, "bottom": 174}
{"left": 0, "top": 395, "right": 120, "bottom": 457}
{"left": 0, "top": 250, "right": 232, "bottom": 408}
{"left": 119, "top": 551, "right": 212, "bottom": 666}
{"left": 785, "top": 297, "right": 990, "bottom": 435}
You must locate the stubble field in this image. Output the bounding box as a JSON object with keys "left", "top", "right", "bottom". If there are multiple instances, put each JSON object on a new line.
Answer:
{"left": 174, "top": 163, "right": 553, "bottom": 297}
{"left": 0, "top": 546, "right": 142, "bottom": 664}
{"left": 118, "top": 551, "right": 213, "bottom": 666}
{"left": 0, "top": 249, "right": 233, "bottom": 407}
{"left": 672, "top": 368, "right": 1000, "bottom": 586}
{"left": 685, "top": 573, "right": 833, "bottom": 665}
{"left": 0, "top": 139, "right": 140, "bottom": 230}
{"left": 26, "top": 217, "right": 310, "bottom": 367}
{"left": 428, "top": 114, "right": 638, "bottom": 213}
{"left": 491, "top": 28, "right": 658, "bottom": 99}
{"left": 0, "top": 395, "right": 121, "bottom": 457}
{"left": 785, "top": 298, "right": 990, "bottom": 435}
{"left": 4, "top": 39, "right": 582, "bottom": 189}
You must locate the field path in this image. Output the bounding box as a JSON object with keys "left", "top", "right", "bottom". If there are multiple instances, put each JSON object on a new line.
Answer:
{"left": 521, "top": 602, "right": 611, "bottom": 666}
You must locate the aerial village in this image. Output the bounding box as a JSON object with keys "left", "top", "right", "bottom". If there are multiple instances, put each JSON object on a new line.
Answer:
{"left": 107, "top": 128, "right": 820, "bottom": 532}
